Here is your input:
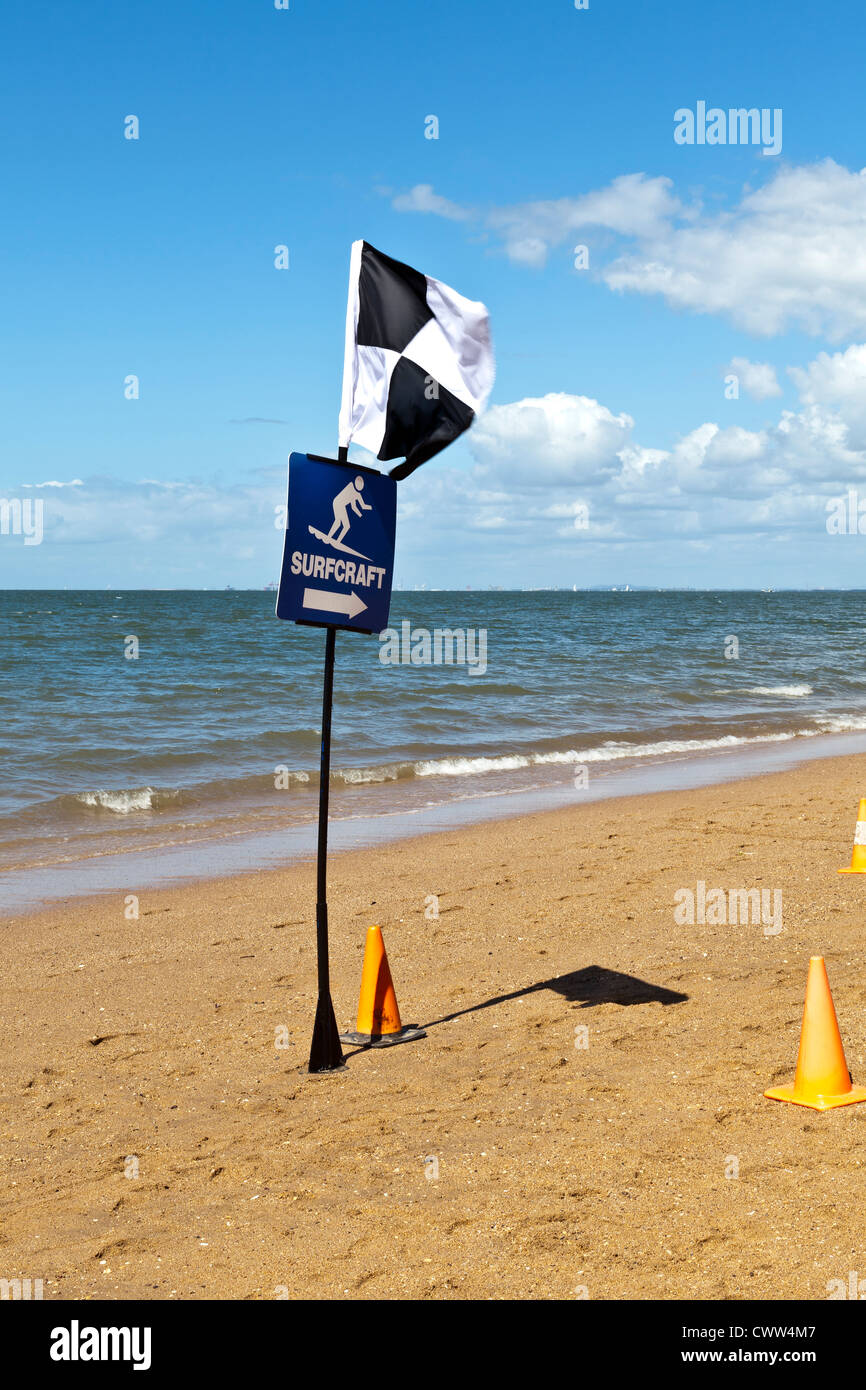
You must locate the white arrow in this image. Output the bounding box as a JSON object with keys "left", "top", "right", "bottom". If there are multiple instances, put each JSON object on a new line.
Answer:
{"left": 302, "top": 587, "right": 368, "bottom": 620}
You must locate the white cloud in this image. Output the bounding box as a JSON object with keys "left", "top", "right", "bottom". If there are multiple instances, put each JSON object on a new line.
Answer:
{"left": 17, "top": 340, "right": 866, "bottom": 583}
{"left": 21, "top": 479, "right": 83, "bottom": 488}
{"left": 487, "top": 173, "right": 684, "bottom": 266}
{"left": 604, "top": 161, "right": 866, "bottom": 338}
{"left": 20, "top": 475, "right": 280, "bottom": 556}
{"left": 421, "top": 340, "right": 866, "bottom": 552}
{"left": 390, "top": 160, "right": 866, "bottom": 339}
{"left": 726, "top": 357, "right": 782, "bottom": 400}
{"left": 470, "top": 392, "right": 633, "bottom": 486}
{"left": 391, "top": 184, "right": 471, "bottom": 221}
{"left": 391, "top": 174, "right": 682, "bottom": 267}
{"left": 788, "top": 342, "right": 866, "bottom": 449}
{"left": 541, "top": 500, "right": 592, "bottom": 519}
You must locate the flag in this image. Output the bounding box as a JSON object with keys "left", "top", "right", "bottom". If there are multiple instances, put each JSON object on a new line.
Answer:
{"left": 338, "top": 241, "right": 494, "bottom": 481}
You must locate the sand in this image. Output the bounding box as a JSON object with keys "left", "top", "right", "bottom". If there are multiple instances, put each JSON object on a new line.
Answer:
{"left": 2, "top": 753, "right": 866, "bottom": 1301}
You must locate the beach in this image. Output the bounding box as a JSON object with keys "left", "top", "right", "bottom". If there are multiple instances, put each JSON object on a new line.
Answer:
{"left": 3, "top": 750, "right": 866, "bottom": 1301}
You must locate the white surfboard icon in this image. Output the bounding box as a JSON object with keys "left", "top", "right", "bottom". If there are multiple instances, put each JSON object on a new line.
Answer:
{"left": 307, "top": 524, "right": 371, "bottom": 561}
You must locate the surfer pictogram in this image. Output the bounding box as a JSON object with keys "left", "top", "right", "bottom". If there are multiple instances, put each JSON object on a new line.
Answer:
{"left": 308, "top": 476, "right": 373, "bottom": 560}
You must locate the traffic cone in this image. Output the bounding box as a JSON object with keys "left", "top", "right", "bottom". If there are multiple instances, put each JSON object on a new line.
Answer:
{"left": 764, "top": 957, "right": 866, "bottom": 1110}
{"left": 838, "top": 798, "right": 866, "bottom": 873}
{"left": 339, "top": 925, "right": 426, "bottom": 1049}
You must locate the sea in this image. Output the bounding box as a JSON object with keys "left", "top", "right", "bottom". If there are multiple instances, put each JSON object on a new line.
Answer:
{"left": 3, "top": 588, "right": 866, "bottom": 915}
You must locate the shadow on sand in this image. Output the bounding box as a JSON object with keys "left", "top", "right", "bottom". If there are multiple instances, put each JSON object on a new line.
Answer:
{"left": 421, "top": 964, "right": 688, "bottom": 1031}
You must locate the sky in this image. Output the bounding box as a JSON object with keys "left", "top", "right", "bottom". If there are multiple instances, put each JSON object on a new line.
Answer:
{"left": 2, "top": 0, "right": 866, "bottom": 588}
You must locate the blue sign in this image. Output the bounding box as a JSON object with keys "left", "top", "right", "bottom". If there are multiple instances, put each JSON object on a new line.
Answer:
{"left": 276, "top": 453, "right": 397, "bottom": 634}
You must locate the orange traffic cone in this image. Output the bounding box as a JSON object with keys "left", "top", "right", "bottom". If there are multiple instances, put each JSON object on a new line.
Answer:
{"left": 764, "top": 957, "right": 866, "bottom": 1110}
{"left": 339, "top": 925, "right": 426, "bottom": 1049}
{"left": 838, "top": 798, "right": 866, "bottom": 873}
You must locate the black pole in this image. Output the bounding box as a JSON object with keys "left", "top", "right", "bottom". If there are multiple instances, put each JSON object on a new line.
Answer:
{"left": 307, "top": 450, "right": 347, "bottom": 1073}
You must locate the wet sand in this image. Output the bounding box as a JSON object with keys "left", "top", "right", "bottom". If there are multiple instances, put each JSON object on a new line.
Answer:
{"left": 2, "top": 753, "right": 866, "bottom": 1300}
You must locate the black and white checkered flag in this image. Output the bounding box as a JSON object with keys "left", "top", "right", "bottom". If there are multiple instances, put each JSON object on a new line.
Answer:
{"left": 338, "top": 241, "right": 494, "bottom": 481}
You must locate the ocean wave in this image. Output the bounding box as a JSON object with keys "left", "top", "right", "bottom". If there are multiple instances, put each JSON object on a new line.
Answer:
{"left": 27, "top": 719, "right": 866, "bottom": 823}
{"left": 715, "top": 684, "right": 813, "bottom": 698}
{"left": 338, "top": 766, "right": 402, "bottom": 785}
{"left": 577, "top": 732, "right": 803, "bottom": 762}
{"left": 815, "top": 714, "right": 866, "bottom": 733}
{"left": 242, "top": 725, "right": 866, "bottom": 789}
{"left": 416, "top": 754, "right": 534, "bottom": 777}
{"left": 73, "top": 787, "right": 183, "bottom": 815}
{"left": 413, "top": 732, "right": 804, "bottom": 779}
{"left": 743, "top": 684, "right": 814, "bottom": 698}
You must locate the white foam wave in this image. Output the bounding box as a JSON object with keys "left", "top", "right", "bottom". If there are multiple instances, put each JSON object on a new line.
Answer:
{"left": 715, "top": 684, "right": 813, "bottom": 698}
{"left": 414, "top": 731, "right": 806, "bottom": 780}
{"left": 416, "top": 754, "right": 534, "bottom": 777}
{"left": 76, "top": 787, "right": 163, "bottom": 814}
{"left": 576, "top": 732, "right": 800, "bottom": 763}
{"left": 339, "top": 766, "right": 400, "bottom": 785}
{"left": 816, "top": 714, "right": 866, "bottom": 733}
{"left": 743, "top": 684, "right": 813, "bottom": 698}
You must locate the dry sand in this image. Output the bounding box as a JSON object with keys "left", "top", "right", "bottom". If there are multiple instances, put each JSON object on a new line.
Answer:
{"left": 3, "top": 753, "right": 866, "bottom": 1301}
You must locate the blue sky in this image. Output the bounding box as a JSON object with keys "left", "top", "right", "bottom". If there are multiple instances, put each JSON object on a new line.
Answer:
{"left": 3, "top": 0, "right": 866, "bottom": 587}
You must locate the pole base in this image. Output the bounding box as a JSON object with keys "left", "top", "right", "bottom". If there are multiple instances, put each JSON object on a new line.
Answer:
{"left": 339, "top": 1025, "right": 427, "bottom": 1049}
{"left": 307, "top": 992, "right": 345, "bottom": 1073}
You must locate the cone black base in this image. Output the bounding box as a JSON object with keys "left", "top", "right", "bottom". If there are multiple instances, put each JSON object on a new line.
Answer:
{"left": 339, "top": 1024, "right": 427, "bottom": 1049}
{"left": 307, "top": 992, "right": 345, "bottom": 1072}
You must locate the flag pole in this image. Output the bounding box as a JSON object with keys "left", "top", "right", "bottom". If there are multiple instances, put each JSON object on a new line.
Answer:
{"left": 306, "top": 445, "right": 349, "bottom": 1073}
